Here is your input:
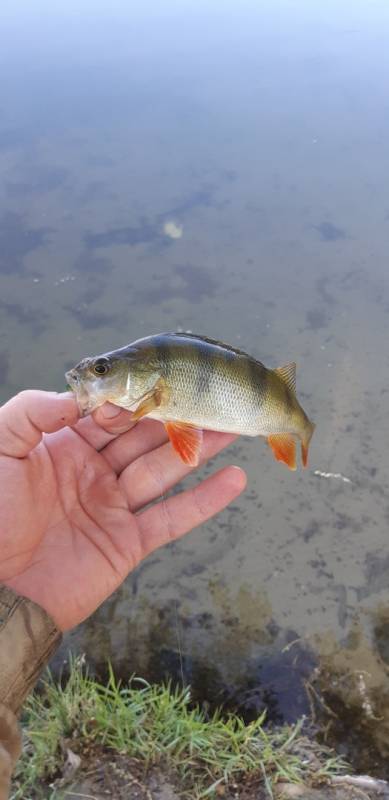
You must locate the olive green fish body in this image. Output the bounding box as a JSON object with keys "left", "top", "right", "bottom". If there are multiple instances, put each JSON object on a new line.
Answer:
{"left": 133, "top": 334, "right": 269, "bottom": 435}
{"left": 66, "top": 332, "right": 315, "bottom": 469}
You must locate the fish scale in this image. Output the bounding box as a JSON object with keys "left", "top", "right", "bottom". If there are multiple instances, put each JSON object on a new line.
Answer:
{"left": 154, "top": 352, "right": 266, "bottom": 435}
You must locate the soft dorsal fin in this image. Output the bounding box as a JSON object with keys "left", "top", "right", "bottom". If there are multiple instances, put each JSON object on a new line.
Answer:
{"left": 274, "top": 362, "right": 296, "bottom": 393}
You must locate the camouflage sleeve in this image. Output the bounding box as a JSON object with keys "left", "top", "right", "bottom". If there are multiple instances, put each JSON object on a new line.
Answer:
{"left": 0, "top": 585, "right": 62, "bottom": 799}
{"left": 0, "top": 704, "right": 21, "bottom": 800}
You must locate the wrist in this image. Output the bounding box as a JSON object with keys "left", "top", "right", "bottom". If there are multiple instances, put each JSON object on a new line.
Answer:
{"left": 3, "top": 578, "right": 66, "bottom": 633}
{"left": 0, "top": 584, "right": 62, "bottom": 714}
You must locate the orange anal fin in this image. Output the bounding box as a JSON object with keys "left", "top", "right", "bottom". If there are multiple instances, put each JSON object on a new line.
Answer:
{"left": 267, "top": 434, "right": 297, "bottom": 471}
{"left": 165, "top": 422, "right": 203, "bottom": 466}
{"left": 131, "top": 380, "right": 167, "bottom": 422}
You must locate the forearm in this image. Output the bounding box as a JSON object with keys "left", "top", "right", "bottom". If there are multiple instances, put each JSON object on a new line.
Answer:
{"left": 0, "top": 585, "right": 62, "bottom": 799}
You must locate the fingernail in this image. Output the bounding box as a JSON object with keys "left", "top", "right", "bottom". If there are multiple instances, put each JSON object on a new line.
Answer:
{"left": 101, "top": 403, "right": 122, "bottom": 419}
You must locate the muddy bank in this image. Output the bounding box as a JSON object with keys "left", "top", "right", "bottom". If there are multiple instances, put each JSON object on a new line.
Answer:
{"left": 62, "top": 755, "right": 389, "bottom": 800}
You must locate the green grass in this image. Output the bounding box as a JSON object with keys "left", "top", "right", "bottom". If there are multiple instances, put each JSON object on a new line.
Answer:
{"left": 11, "top": 655, "right": 347, "bottom": 800}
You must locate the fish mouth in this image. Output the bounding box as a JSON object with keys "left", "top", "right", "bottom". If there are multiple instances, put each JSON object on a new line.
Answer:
{"left": 65, "top": 369, "right": 96, "bottom": 416}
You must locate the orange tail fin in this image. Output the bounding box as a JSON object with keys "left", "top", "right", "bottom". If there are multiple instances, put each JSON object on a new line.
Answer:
{"left": 300, "top": 421, "right": 315, "bottom": 468}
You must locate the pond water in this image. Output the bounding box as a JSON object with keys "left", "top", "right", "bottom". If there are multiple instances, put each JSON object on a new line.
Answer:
{"left": 2, "top": 0, "right": 389, "bottom": 772}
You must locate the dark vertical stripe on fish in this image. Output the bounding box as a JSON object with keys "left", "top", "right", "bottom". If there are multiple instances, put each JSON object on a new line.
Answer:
{"left": 245, "top": 357, "right": 267, "bottom": 408}
{"left": 157, "top": 340, "right": 172, "bottom": 379}
{"left": 194, "top": 337, "right": 213, "bottom": 397}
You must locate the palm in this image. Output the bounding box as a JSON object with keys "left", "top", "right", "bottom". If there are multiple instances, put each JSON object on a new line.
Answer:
{"left": 1, "top": 428, "right": 137, "bottom": 631}
{"left": 0, "top": 392, "right": 245, "bottom": 631}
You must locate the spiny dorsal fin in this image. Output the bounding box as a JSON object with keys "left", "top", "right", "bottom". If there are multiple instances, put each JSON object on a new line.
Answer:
{"left": 275, "top": 362, "right": 296, "bottom": 393}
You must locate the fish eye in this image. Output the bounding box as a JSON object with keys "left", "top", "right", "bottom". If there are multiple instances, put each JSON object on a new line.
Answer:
{"left": 93, "top": 358, "right": 110, "bottom": 376}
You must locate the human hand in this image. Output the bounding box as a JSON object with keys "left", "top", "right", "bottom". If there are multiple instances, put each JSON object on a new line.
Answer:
{"left": 0, "top": 391, "right": 246, "bottom": 631}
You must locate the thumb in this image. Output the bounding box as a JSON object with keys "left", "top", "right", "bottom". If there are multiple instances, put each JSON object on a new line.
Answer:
{"left": 0, "top": 390, "right": 79, "bottom": 458}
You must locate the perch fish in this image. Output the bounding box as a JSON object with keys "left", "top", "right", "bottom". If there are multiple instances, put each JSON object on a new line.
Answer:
{"left": 66, "top": 332, "right": 315, "bottom": 470}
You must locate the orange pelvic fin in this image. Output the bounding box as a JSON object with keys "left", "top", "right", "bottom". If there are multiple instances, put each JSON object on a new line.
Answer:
{"left": 131, "top": 379, "right": 167, "bottom": 422}
{"left": 267, "top": 433, "right": 297, "bottom": 470}
{"left": 165, "top": 422, "right": 203, "bottom": 466}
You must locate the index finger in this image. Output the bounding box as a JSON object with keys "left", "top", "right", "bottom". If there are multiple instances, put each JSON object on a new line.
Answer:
{"left": 0, "top": 390, "right": 79, "bottom": 458}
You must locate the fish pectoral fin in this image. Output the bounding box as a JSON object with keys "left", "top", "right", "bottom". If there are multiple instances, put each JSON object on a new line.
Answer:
{"left": 267, "top": 433, "right": 297, "bottom": 470}
{"left": 131, "top": 379, "right": 168, "bottom": 422}
{"left": 165, "top": 422, "right": 203, "bottom": 467}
